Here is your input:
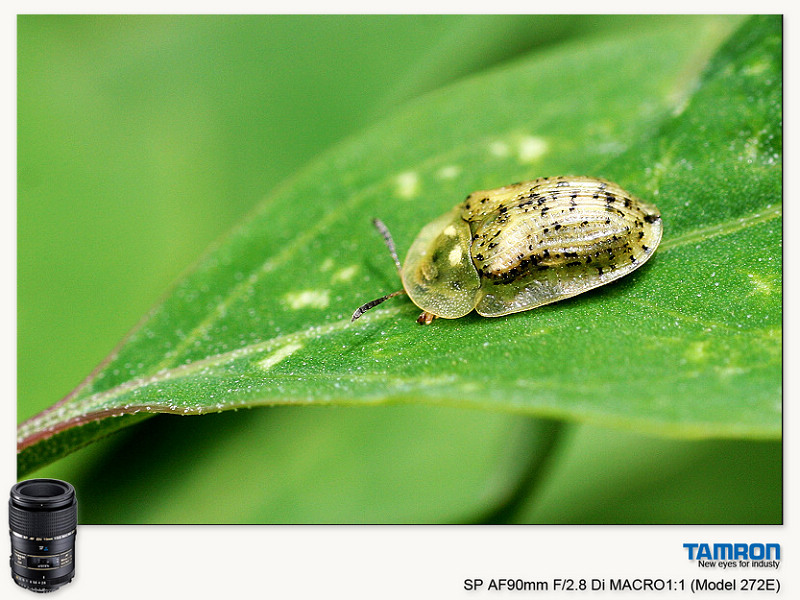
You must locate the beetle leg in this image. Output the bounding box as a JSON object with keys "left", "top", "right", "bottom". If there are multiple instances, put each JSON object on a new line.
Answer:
{"left": 416, "top": 311, "right": 437, "bottom": 325}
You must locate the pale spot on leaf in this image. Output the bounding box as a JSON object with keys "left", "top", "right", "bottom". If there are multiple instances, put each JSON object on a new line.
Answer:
{"left": 332, "top": 265, "right": 358, "bottom": 283}
{"left": 285, "top": 289, "right": 330, "bottom": 310}
{"left": 489, "top": 141, "right": 510, "bottom": 157}
{"left": 747, "top": 273, "right": 776, "bottom": 296}
{"left": 518, "top": 136, "right": 548, "bottom": 162}
{"left": 395, "top": 171, "right": 420, "bottom": 198}
{"left": 437, "top": 165, "right": 461, "bottom": 180}
{"left": 257, "top": 343, "right": 303, "bottom": 371}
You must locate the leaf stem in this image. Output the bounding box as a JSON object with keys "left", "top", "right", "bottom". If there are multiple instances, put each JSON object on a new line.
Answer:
{"left": 467, "top": 418, "right": 566, "bottom": 524}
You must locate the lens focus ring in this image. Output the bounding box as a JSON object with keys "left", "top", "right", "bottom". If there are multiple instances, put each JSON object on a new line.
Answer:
{"left": 9, "top": 503, "right": 77, "bottom": 538}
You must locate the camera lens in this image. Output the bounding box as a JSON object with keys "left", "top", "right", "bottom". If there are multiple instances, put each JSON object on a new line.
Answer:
{"left": 9, "top": 479, "right": 77, "bottom": 592}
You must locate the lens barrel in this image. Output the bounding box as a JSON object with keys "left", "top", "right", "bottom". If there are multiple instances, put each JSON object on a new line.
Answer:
{"left": 9, "top": 479, "right": 77, "bottom": 592}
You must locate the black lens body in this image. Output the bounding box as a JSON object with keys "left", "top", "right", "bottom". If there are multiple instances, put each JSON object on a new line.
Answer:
{"left": 9, "top": 479, "right": 77, "bottom": 593}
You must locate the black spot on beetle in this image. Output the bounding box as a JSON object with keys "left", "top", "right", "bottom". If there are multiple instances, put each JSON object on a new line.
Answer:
{"left": 644, "top": 213, "right": 660, "bottom": 223}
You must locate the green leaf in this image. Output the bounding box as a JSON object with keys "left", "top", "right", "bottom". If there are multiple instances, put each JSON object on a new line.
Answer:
{"left": 19, "top": 13, "right": 779, "bottom": 498}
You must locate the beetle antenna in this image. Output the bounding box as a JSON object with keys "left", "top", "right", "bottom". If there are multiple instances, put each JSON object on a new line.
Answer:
{"left": 372, "top": 218, "right": 402, "bottom": 275}
{"left": 351, "top": 290, "right": 406, "bottom": 322}
{"left": 351, "top": 219, "right": 407, "bottom": 322}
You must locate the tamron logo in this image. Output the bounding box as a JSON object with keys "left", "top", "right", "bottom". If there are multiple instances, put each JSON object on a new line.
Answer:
{"left": 683, "top": 543, "right": 781, "bottom": 561}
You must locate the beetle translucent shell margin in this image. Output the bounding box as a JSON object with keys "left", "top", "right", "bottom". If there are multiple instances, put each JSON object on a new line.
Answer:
{"left": 351, "top": 175, "right": 662, "bottom": 325}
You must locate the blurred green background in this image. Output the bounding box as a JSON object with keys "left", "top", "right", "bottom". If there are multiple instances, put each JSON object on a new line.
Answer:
{"left": 18, "top": 15, "right": 780, "bottom": 523}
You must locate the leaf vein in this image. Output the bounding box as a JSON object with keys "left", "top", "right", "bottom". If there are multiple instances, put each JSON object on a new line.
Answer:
{"left": 660, "top": 204, "right": 781, "bottom": 252}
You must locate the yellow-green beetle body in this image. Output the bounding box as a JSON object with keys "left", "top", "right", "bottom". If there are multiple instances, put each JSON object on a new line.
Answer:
{"left": 353, "top": 176, "right": 662, "bottom": 323}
